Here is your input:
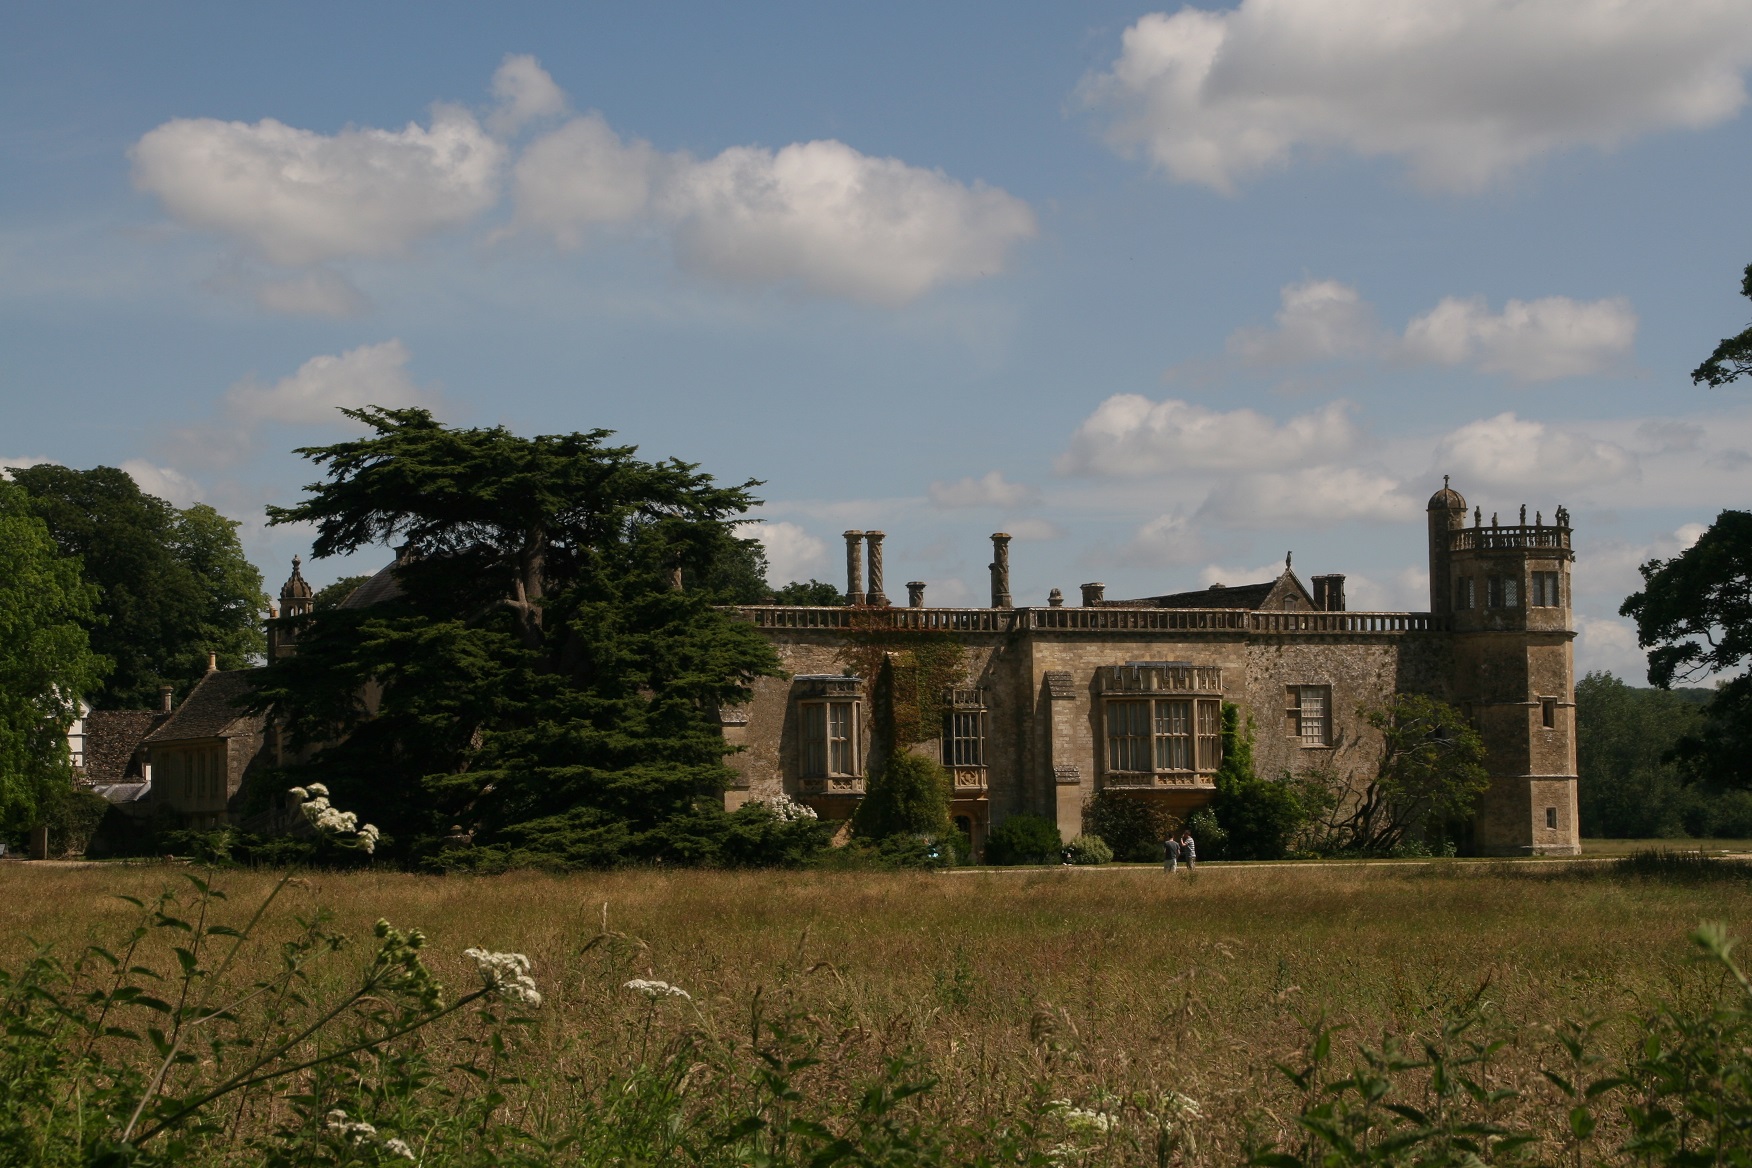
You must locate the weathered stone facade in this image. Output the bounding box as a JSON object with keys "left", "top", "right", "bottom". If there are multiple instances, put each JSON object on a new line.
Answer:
{"left": 724, "top": 480, "right": 1580, "bottom": 857}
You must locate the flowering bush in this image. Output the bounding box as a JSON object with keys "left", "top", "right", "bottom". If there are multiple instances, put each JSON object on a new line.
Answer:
{"left": 1063, "top": 835, "right": 1114, "bottom": 865}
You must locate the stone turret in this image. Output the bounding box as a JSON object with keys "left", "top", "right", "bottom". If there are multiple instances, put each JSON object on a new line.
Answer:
{"left": 1426, "top": 476, "right": 1467, "bottom": 615}
{"left": 268, "top": 556, "right": 315, "bottom": 660}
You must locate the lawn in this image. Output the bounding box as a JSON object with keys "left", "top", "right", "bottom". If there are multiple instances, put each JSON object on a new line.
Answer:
{"left": 3, "top": 858, "right": 1750, "bottom": 1164}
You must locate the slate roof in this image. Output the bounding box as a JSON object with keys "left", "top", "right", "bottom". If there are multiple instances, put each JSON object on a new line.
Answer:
{"left": 1107, "top": 570, "right": 1316, "bottom": 611}
{"left": 337, "top": 559, "right": 404, "bottom": 609}
{"left": 81, "top": 709, "right": 162, "bottom": 782}
{"left": 1112, "top": 581, "right": 1282, "bottom": 610}
{"left": 143, "top": 670, "right": 261, "bottom": 744}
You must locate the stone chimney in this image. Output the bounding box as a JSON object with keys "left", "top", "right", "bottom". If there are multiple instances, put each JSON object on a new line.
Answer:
{"left": 160, "top": 684, "right": 174, "bottom": 714}
{"left": 1312, "top": 574, "right": 1347, "bottom": 612}
{"left": 865, "top": 531, "right": 888, "bottom": 607}
{"left": 1048, "top": 588, "right": 1064, "bottom": 607}
{"left": 989, "top": 533, "right": 1013, "bottom": 609}
{"left": 907, "top": 581, "right": 926, "bottom": 608}
{"left": 843, "top": 531, "right": 866, "bottom": 605}
{"left": 1080, "top": 582, "right": 1105, "bottom": 607}
{"left": 207, "top": 651, "right": 218, "bottom": 673}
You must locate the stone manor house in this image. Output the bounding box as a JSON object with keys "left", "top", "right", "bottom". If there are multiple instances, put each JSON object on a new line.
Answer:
{"left": 723, "top": 479, "right": 1581, "bottom": 857}
{"left": 71, "top": 477, "right": 1580, "bottom": 860}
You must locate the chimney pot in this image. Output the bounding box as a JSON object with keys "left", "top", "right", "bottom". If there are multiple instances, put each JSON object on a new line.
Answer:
{"left": 160, "top": 684, "right": 174, "bottom": 714}
{"left": 989, "top": 533, "right": 1013, "bottom": 609}
{"left": 1080, "top": 582, "right": 1105, "bottom": 607}
{"left": 206, "top": 651, "right": 217, "bottom": 673}
{"left": 906, "top": 581, "right": 926, "bottom": 608}
{"left": 843, "top": 531, "right": 866, "bottom": 605}
{"left": 1048, "top": 587, "right": 1064, "bottom": 608}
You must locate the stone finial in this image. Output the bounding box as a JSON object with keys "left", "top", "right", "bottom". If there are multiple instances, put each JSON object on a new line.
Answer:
{"left": 865, "top": 531, "right": 888, "bottom": 607}
{"left": 1080, "top": 582, "right": 1105, "bottom": 607}
{"left": 843, "top": 531, "right": 866, "bottom": 606}
{"left": 1556, "top": 504, "right": 1570, "bottom": 527}
{"left": 1536, "top": 510, "right": 1543, "bottom": 527}
{"left": 1520, "top": 504, "right": 1527, "bottom": 525}
{"left": 1048, "top": 587, "right": 1064, "bottom": 607}
{"left": 1286, "top": 550, "right": 1293, "bottom": 569}
{"left": 907, "top": 581, "right": 926, "bottom": 608}
{"left": 1492, "top": 512, "right": 1499, "bottom": 526}
{"left": 989, "top": 533, "right": 1013, "bottom": 609}
{"left": 1474, "top": 506, "right": 1482, "bottom": 527}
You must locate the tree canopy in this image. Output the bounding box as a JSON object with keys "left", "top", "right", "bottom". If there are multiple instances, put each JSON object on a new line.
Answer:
{"left": 1693, "top": 262, "right": 1752, "bottom": 388}
{"left": 0, "top": 480, "right": 106, "bottom": 838}
{"left": 6, "top": 464, "right": 266, "bottom": 707}
{"left": 252, "top": 407, "right": 784, "bottom": 866}
{"left": 1620, "top": 511, "right": 1752, "bottom": 788}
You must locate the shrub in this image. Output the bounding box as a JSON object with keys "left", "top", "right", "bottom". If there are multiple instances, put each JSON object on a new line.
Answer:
{"left": 1208, "top": 703, "right": 1330, "bottom": 860}
{"left": 1063, "top": 834, "right": 1113, "bottom": 865}
{"left": 1083, "top": 791, "right": 1173, "bottom": 862}
{"left": 853, "top": 751, "right": 953, "bottom": 842}
{"left": 985, "top": 813, "right": 1062, "bottom": 865}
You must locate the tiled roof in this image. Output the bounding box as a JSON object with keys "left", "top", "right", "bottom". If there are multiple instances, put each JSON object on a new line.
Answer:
{"left": 143, "top": 670, "right": 262, "bottom": 744}
{"left": 81, "top": 709, "right": 162, "bottom": 782}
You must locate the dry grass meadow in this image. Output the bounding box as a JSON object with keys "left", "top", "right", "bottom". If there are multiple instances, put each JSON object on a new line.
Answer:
{"left": 4, "top": 857, "right": 1750, "bottom": 1163}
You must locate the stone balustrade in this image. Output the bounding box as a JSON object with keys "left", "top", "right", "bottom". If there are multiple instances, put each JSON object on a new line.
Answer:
{"left": 733, "top": 606, "right": 1443, "bottom": 635}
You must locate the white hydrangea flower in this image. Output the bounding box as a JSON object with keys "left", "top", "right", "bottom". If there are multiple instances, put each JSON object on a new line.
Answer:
{"left": 465, "top": 947, "right": 542, "bottom": 1007}
{"left": 624, "top": 978, "right": 691, "bottom": 1000}
{"left": 751, "top": 794, "right": 818, "bottom": 821}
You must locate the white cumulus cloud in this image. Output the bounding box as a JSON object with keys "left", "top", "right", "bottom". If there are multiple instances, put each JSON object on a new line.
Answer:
{"left": 1436, "top": 412, "right": 1636, "bottom": 490}
{"left": 1228, "top": 279, "right": 1383, "bottom": 365}
{"left": 1084, "top": 0, "right": 1752, "bottom": 193}
{"left": 489, "top": 54, "right": 569, "bottom": 137}
{"left": 121, "top": 461, "right": 202, "bottom": 508}
{"left": 511, "top": 113, "right": 659, "bottom": 244}
{"left": 747, "top": 520, "right": 828, "bottom": 585}
{"left": 928, "top": 471, "right": 1037, "bottom": 508}
{"left": 1120, "top": 513, "right": 1210, "bottom": 566}
{"left": 1058, "top": 396, "right": 1358, "bottom": 477}
{"left": 131, "top": 106, "right": 504, "bottom": 266}
{"left": 1198, "top": 466, "right": 1417, "bottom": 527}
{"left": 223, "top": 340, "right": 431, "bottom": 427}
{"left": 656, "top": 139, "right": 1036, "bottom": 304}
{"left": 247, "top": 269, "right": 369, "bottom": 317}
{"left": 1402, "top": 295, "right": 1636, "bottom": 380}
{"left": 1223, "top": 279, "right": 1637, "bottom": 380}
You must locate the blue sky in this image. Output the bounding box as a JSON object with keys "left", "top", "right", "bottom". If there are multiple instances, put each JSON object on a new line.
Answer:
{"left": 4, "top": 0, "right": 1752, "bottom": 681}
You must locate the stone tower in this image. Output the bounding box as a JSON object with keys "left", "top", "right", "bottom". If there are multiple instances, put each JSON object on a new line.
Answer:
{"left": 1429, "top": 485, "right": 1580, "bottom": 855}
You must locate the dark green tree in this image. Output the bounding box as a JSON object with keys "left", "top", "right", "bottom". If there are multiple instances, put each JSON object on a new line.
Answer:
{"left": 1693, "top": 262, "right": 1752, "bottom": 387}
{"left": 6, "top": 465, "right": 266, "bottom": 706}
{"left": 0, "top": 480, "right": 107, "bottom": 840}
{"left": 1321, "top": 693, "right": 1487, "bottom": 853}
{"left": 1572, "top": 672, "right": 1747, "bottom": 838}
{"left": 251, "top": 407, "right": 782, "bottom": 865}
{"left": 984, "top": 813, "right": 1062, "bottom": 865}
{"left": 1209, "top": 703, "right": 1327, "bottom": 860}
{"left": 852, "top": 751, "right": 953, "bottom": 841}
{"left": 772, "top": 579, "right": 844, "bottom": 605}
{"left": 1621, "top": 511, "right": 1752, "bottom": 787}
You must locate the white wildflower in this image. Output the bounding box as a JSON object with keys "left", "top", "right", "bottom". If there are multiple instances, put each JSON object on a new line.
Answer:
{"left": 324, "top": 1108, "right": 378, "bottom": 1143}
{"left": 1048, "top": 1099, "right": 1117, "bottom": 1135}
{"left": 383, "top": 1137, "right": 416, "bottom": 1160}
{"left": 465, "top": 947, "right": 542, "bottom": 1007}
{"left": 288, "top": 786, "right": 308, "bottom": 801}
{"left": 624, "top": 978, "right": 691, "bottom": 1000}
{"left": 290, "top": 786, "right": 378, "bottom": 853}
{"left": 306, "top": 782, "right": 328, "bottom": 797}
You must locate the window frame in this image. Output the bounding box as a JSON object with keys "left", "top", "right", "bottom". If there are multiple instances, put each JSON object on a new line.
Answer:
{"left": 1531, "top": 571, "right": 1561, "bottom": 608}
{"left": 1286, "top": 685, "right": 1333, "bottom": 747}
{"left": 800, "top": 699, "right": 861, "bottom": 779}
{"left": 1456, "top": 575, "right": 1475, "bottom": 610}
{"left": 1102, "top": 696, "right": 1222, "bottom": 781}
{"left": 945, "top": 707, "right": 987, "bottom": 768}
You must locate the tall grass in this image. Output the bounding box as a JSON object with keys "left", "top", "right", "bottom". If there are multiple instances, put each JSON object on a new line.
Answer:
{"left": 3, "top": 860, "right": 1752, "bottom": 1164}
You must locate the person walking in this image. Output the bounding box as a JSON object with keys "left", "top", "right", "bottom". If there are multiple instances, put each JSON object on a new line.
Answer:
{"left": 1180, "top": 828, "right": 1197, "bottom": 871}
{"left": 1164, "top": 832, "right": 1181, "bottom": 873}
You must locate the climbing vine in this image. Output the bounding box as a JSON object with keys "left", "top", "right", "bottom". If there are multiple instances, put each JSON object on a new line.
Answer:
{"left": 835, "top": 610, "right": 969, "bottom": 749}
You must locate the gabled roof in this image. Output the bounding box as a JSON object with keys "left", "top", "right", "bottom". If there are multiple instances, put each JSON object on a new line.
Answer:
{"left": 1108, "top": 569, "right": 1317, "bottom": 612}
{"left": 143, "top": 670, "right": 262, "bottom": 744}
{"left": 82, "top": 709, "right": 163, "bottom": 782}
